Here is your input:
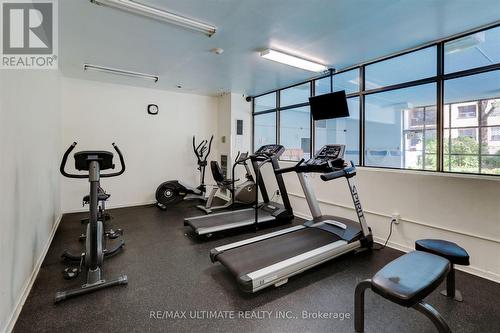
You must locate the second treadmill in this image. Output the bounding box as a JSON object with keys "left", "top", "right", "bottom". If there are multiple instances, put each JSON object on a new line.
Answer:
{"left": 183, "top": 144, "right": 294, "bottom": 236}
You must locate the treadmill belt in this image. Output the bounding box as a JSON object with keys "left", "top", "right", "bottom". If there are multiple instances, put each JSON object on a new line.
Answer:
{"left": 187, "top": 209, "right": 271, "bottom": 229}
{"left": 216, "top": 228, "right": 342, "bottom": 277}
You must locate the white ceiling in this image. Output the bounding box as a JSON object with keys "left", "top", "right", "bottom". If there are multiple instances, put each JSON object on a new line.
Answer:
{"left": 60, "top": 0, "right": 500, "bottom": 96}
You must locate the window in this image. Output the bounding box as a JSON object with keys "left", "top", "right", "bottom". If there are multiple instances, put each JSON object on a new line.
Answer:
{"left": 333, "top": 69, "right": 360, "bottom": 94}
{"left": 315, "top": 76, "right": 331, "bottom": 96}
{"left": 279, "top": 107, "right": 311, "bottom": 161}
{"left": 491, "top": 127, "right": 500, "bottom": 141}
{"left": 365, "top": 46, "right": 436, "bottom": 89}
{"left": 280, "top": 83, "right": 310, "bottom": 107}
{"left": 445, "top": 26, "right": 500, "bottom": 74}
{"left": 254, "top": 93, "right": 276, "bottom": 112}
{"left": 254, "top": 112, "right": 276, "bottom": 149}
{"left": 365, "top": 83, "right": 437, "bottom": 170}
{"left": 457, "top": 105, "right": 477, "bottom": 119}
{"left": 252, "top": 24, "right": 500, "bottom": 176}
{"left": 314, "top": 97, "right": 360, "bottom": 164}
{"left": 444, "top": 70, "right": 500, "bottom": 174}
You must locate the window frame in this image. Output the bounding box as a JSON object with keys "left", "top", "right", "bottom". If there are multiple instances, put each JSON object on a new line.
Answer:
{"left": 251, "top": 22, "right": 500, "bottom": 176}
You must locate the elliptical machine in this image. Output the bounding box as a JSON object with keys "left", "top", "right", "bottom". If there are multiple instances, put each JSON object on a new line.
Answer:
{"left": 198, "top": 152, "right": 256, "bottom": 214}
{"left": 155, "top": 135, "right": 213, "bottom": 210}
{"left": 55, "top": 142, "right": 127, "bottom": 303}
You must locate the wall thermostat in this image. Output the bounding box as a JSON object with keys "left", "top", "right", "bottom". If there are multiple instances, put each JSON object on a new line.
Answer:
{"left": 148, "top": 104, "right": 159, "bottom": 115}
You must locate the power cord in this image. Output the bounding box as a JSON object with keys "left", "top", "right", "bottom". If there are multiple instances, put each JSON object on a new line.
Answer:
{"left": 373, "top": 218, "right": 396, "bottom": 251}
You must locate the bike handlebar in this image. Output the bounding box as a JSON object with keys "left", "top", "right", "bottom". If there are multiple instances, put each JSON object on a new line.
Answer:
{"left": 60, "top": 142, "right": 126, "bottom": 179}
{"left": 102, "top": 143, "right": 126, "bottom": 178}
{"left": 60, "top": 142, "right": 86, "bottom": 178}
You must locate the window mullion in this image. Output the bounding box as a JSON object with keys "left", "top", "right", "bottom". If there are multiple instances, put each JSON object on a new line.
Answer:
{"left": 437, "top": 42, "right": 444, "bottom": 172}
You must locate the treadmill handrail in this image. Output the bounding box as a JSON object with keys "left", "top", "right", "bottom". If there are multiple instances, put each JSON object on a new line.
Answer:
{"left": 321, "top": 162, "right": 356, "bottom": 181}
{"left": 253, "top": 156, "right": 272, "bottom": 228}
{"left": 275, "top": 159, "right": 305, "bottom": 175}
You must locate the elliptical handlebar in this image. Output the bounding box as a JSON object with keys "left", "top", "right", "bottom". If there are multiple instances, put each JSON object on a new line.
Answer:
{"left": 192, "top": 135, "right": 213, "bottom": 163}
{"left": 60, "top": 142, "right": 126, "bottom": 179}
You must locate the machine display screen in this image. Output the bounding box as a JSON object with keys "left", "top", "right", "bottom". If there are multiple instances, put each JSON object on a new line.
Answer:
{"left": 255, "top": 144, "right": 285, "bottom": 157}
{"left": 309, "top": 90, "right": 349, "bottom": 120}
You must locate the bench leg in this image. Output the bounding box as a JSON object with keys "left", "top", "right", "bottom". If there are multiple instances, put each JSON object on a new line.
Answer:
{"left": 354, "top": 279, "right": 371, "bottom": 333}
{"left": 440, "top": 264, "right": 463, "bottom": 302}
{"left": 413, "top": 301, "right": 451, "bottom": 333}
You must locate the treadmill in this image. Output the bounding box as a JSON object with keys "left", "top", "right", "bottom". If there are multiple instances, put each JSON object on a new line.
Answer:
{"left": 210, "top": 144, "right": 373, "bottom": 292}
{"left": 184, "top": 144, "right": 294, "bottom": 236}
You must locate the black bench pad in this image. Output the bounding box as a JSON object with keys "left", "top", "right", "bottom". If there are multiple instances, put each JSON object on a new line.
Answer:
{"left": 416, "top": 239, "right": 470, "bottom": 266}
{"left": 371, "top": 251, "right": 450, "bottom": 307}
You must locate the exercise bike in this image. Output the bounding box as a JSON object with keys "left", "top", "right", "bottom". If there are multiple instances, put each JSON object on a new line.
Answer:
{"left": 55, "top": 142, "right": 127, "bottom": 303}
{"left": 155, "top": 135, "right": 213, "bottom": 210}
{"left": 198, "top": 152, "right": 256, "bottom": 214}
{"left": 78, "top": 186, "right": 123, "bottom": 242}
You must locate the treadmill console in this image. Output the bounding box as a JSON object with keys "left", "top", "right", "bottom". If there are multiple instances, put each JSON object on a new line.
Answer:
{"left": 254, "top": 144, "right": 285, "bottom": 158}
{"left": 302, "top": 144, "right": 346, "bottom": 172}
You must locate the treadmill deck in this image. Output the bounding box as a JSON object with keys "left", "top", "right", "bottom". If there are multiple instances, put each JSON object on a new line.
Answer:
{"left": 215, "top": 227, "right": 342, "bottom": 278}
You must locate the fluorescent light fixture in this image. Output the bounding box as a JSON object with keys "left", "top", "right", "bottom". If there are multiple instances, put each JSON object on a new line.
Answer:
{"left": 260, "top": 49, "right": 328, "bottom": 72}
{"left": 83, "top": 64, "right": 159, "bottom": 83}
{"left": 445, "top": 32, "right": 485, "bottom": 54}
{"left": 90, "top": 0, "right": 216, "bottom": 37}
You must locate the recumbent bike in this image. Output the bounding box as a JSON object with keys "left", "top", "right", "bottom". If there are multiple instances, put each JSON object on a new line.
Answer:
{"left": 198, "top": 152, "right": 256, "bottom": 214}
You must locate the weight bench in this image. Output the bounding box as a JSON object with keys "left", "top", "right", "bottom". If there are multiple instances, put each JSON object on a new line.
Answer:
{"left": 355, "top": 251, "right": 451, "bottom": 333}
{"left": 416, "top": 239, "right": 470, "bottom": 302}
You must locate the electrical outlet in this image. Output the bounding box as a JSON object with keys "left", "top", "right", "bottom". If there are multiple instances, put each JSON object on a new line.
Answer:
{"left": 391, "top": 213, "right": 401, "bottom": 224}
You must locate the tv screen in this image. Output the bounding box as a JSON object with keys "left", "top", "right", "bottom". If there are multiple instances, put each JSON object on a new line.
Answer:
{"left": 309, "top": 90, "right": 349, "bottom": 120}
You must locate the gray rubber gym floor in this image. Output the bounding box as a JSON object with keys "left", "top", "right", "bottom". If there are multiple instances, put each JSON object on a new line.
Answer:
{"left": 14, "top": 202, "right": 500, "bottom": 332}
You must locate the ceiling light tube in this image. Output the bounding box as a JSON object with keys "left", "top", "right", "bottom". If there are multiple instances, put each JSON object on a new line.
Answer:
{"left": 260, "top": 49, "right": 328, "bottom": 72}
{"left": 90, "top": 0, "right": 216, "bottom": 37}
{"left": 83, "top": 64, "right": 159, "bottom": 83}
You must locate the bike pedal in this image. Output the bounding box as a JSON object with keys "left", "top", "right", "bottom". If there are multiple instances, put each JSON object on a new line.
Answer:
{"left": 107, "top": 229, "right": 123, "bottom": 239}
{"left": 63, "top": 267, "right": 79, "bottom": 280}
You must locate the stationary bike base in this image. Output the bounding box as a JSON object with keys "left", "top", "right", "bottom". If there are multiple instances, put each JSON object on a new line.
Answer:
{"left": 54, "top": 274, "right": 128, "bottom": 303}
{"left": 62, "top": 239, "right": 125, "bottom": 262}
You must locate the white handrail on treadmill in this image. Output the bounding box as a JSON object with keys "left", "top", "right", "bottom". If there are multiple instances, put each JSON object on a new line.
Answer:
{"left": 196, "top": 212, "right": 275, "bottom": 235}
{"left": 212, "top": 225, "right": 306, "bottom": 253}
{"left": 186, "top": 207, "right": 255, "bottom": 221}
{"left": 245, "top": 240, "right": 359, "bottom": 292}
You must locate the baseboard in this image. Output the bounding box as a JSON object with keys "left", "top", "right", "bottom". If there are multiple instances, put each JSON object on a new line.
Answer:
{"left": 293, "top": 211, "right": 500, "bottom": 284}
{"left": 371, "top": 236, "right": 500, "bottom": 283}
{"left": 2, "top": 213, "right": 63, "bottom": 333}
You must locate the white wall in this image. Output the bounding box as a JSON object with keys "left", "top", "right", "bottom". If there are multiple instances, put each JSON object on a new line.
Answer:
{"left": 0, "top": 70, "right": 61, "bottom": 332}
{"left": 60, "top": 78, "right": 219, "bottom": 212}
{"left": 230, "top": 94, "right": 252, "bottom": 180}
{"left": 278, "top": 164, "right": 500, "bottom": 281}
{"left": 230, "top": 94, "right": 252, "bottom": 157}
{"left": 216, "top": 93, "right": 231, "bottom": 169}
